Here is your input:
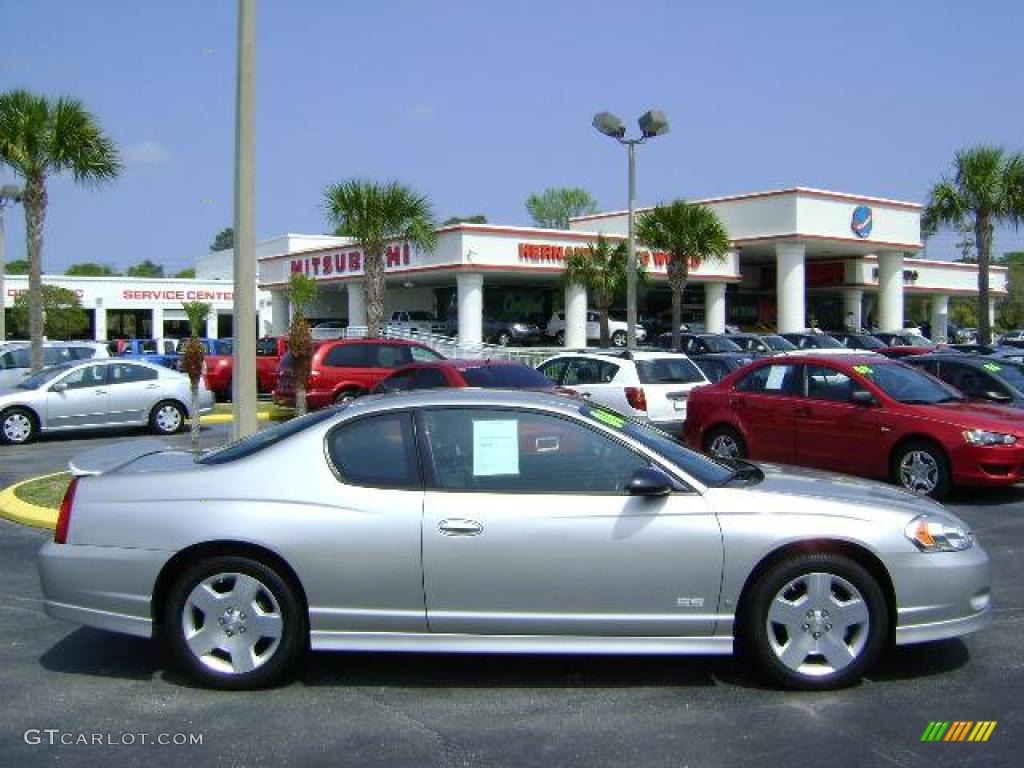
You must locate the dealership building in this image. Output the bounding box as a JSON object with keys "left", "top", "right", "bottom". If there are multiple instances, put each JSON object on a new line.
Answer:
{"left": 3, "top": 187, "right": 1006, "bottom": 345}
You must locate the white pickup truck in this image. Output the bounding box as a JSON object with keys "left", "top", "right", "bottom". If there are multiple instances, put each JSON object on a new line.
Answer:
{"left": 386, "top": 311, "right": 447, "bottom": 336}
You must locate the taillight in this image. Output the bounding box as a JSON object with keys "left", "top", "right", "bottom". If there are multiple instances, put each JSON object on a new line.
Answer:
{"left": 625, "top": 387, "right": 647, "bottom": 411}
{"left": 54, "top": 476, "right": 80, "bottom": 544}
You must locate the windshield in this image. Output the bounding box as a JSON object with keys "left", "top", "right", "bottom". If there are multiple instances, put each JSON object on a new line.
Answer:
{"left": 407, "top": 312, "right": 435, "bottom": 321}
{"left": 461, "top": 365, "right": 553, "bottom": 388}
{"left": 579, "top": 404, "right": 736, "bottom": 487}
{"left": 852, "top": 362, "right": 962, "bottom": 404}
{"left": 761, "top": 335, "right": 797, "bottom": 351}
{"left": 851, "top": 335, "right": 887, "bottom": 349}
{"left": 980, "top": 361, "right": 1024, "bottom": 391}
{"left": 808, "top": 335, "right": 844, "bottom": 348}
{"left": 18, "top": 363, "right": 78, "bottom": 389}
{"left": 907, "top": 335, "right": 935, "bottom": 348}
{"left": 702, "top": 336, "right": 743, "bottom": 352}
{"left": 198, "top": 408, "right": 339, "bottom": 464}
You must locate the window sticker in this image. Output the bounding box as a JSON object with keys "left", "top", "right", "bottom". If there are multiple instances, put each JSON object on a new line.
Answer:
{"left": 852, "top": 365, "right": 874, "bottom": 376}
{"left": 590, "top": 408, "right": 625, "bottom": 429}
{"left": 983, "top": 363, "right": 1002, "bottom": 373}
{"left": 473, "top": 420, "right": 519, "bottom": 476}
{"left": 765, "top": 366, "right": 788, "bottom": 390}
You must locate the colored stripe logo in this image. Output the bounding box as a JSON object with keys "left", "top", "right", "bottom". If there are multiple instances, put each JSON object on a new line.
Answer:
{"left": 920, "top": 721, "right": 997, "bottom": 742}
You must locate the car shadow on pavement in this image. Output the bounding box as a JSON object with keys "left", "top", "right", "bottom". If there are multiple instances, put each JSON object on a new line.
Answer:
{"left": 946, "top": 485, "right": 1024, "bottom": 506}
{"left": 39, "top": 627, "right": 168, "bottom": 682}
{"left": 865, "top": 638, "right": 970, "bottom": 682}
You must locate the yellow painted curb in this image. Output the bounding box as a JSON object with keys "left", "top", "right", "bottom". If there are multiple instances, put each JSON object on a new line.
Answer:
{"left": 0, "top": 472, "right": 63, "bottom": 531}
{"left": 199, "top": 412, "right": 272, "bottom": 424}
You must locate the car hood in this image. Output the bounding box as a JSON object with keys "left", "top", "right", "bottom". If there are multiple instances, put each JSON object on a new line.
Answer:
{"left": 907, "top": 401, "right": 1024, "bottom": 432}
{"left": 718, "top": 461, "right": 944, "bottom": 521}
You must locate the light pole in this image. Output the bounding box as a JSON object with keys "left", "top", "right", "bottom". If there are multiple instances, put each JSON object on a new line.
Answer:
{"left": 0, "top": 184, "right": 24, "bottom": 342}
{"left": 592, "top": 110, "right": 669, "bottom": 349}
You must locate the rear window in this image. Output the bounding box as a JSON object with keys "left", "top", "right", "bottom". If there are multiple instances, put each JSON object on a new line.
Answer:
{"left": 635, "top": 358, "right": 706, "bottom": 384}
{"left": 198, "top": 409, "right": 338, "bottom": 464}
{"left": 461, "top": 364, "right": 554, "bottom": 388}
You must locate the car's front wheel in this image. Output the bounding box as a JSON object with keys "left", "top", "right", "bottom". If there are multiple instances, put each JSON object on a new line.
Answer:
{"left": 164, "top": 556, "right": 306, "bottom": 689}
{"left": 150, "top": 401, "right": 186, "bottom": 435}
{"left": 611, "top": 330, "right": 627, "bottom": 347}
{"left": 892, "top": 440, "right": 952, "bottom": 499}
{"left": 743, "top": 553, "right": 888, "bottom": 690}
{"left": 704, "top": 425, "right": 747, "bottom": 459}
{"left": 0, "top": 407, "right": 37, "bottom": 445}
{"left": 554, "top": 331, "right": 565, "bottom": 346}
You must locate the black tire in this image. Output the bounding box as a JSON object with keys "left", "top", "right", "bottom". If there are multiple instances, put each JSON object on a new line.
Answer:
{"left": 164, "top": 555, "right": 306, "bottom": 690}
{"left": 704, "top": 425, "right": 747, "bottom": 459}
{"left": 891, "top": 440, "right": 952, "bottom": 500}
{"left": 335, "top": 389, "right": 361, "bottom": 405}
{"left": 149, "top": 400, "right": 186, "bottom": 435}
{"left": 554, "top": 331, "right": 565, "bottom": 346}
{"left": 742, "top": 553, "right": 888, "bottom": 690}
{"left": 497, "top": 331, "right": 512, "bottom": 347}
{"left": 0, "top": 407, "right": 37, "bottom": 445}
{"left": 611, "top": 330, "right": 627, "bottom": 347}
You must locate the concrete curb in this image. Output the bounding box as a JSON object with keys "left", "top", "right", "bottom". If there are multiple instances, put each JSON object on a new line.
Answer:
{"left": 0, "top": 472, "right": 63, "bottom": 531}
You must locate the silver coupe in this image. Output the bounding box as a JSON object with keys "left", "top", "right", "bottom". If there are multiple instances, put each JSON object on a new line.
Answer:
{"left": 38, "top": 389, "right": 990, "bottom": 690}
{"left": 0, "top": 358, "right": 214, "bottom": 444}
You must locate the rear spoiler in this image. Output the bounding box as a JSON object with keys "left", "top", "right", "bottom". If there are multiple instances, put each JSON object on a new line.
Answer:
{"left": 67, "top": 438, "right": 179, "bottom": 476}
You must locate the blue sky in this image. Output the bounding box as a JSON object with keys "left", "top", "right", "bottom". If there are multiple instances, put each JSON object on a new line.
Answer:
{"left": 1, "top": 0, "right": 1022, "bottom": 274}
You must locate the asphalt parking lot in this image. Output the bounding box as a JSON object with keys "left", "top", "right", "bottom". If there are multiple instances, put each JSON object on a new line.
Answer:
{"left": 0, "top": 428, "right": 1022, "bottom": 767}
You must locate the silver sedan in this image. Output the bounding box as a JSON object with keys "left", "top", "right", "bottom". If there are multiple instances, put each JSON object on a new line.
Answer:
{"left": 0, "top": 359, "right": 214, "bottom": 444}
{"left": 38, "top": 389, "right": 990, "bottom": 690}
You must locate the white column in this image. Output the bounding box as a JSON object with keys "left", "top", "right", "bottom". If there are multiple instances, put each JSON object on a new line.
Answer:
{"left": 843, "top": 288, "right": 863, "bottom": 331}
{"left": 564, "top": 282, "right": 587, "bottom": 348}
{"left": 151, "top": 307, "right": 164, "bottom": 339}
{"left": 271, "top": 292, "right": 289, "bottom": 335}
{"left": 775, "top": 243, "right": 806, "bottom": 333}
{"left": 206, "top": 310, "right": 218, "bottom": 339}
{"left": 704, "top": 282, "right": 727, "bottom": 334}
{"left": 877, "top": 251, "right": 905, "bottom": 332}
{"left": 989, "top": 301, "right": 997, "bottom": 332}
{"left": 930, "top": 294, "right": 949, "bottom": 343}
{"left": 93, "top": 301, "right": 107, "bottom": 342}
{"left": 347, "top": 282, "right": 366, "bottom": 328}
{"left": 456, "top": 272, "right": 483, "bottom": 345}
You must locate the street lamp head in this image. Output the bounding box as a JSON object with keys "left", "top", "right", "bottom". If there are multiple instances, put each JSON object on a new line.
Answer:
{"left": 593, "top": 112, "right": 626, "bottom": 140}
{"left": 638, "top": 110, "right": 670, "bottom": 138}
{"left": 0, "top": 184, "right": 23, "bottom": 204}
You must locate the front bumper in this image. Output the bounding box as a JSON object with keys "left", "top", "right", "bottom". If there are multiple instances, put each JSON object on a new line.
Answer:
{"left": 890, "top": 542, "right": 992, "bottom": 645}
{"left": 949, "top": 442, "right": 1024, "bottom": 487}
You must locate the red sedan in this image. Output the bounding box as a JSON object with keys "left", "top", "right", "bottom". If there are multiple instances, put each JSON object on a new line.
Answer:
{"left": 684, "top": 353, "right": 1024, "bottom": 498}
{"left": 373, "top": 358, "right": 556, "bottom": 393}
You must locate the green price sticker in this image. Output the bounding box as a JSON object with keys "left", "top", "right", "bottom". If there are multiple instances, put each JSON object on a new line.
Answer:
{"left": 591, "top": 409, "right": 625, "bottom": 429}
{"left": 983, "top": 363, "right": 1002, "bottom": 372}
{"left": 852, "top": 365, "right": 874, "bottom": 375}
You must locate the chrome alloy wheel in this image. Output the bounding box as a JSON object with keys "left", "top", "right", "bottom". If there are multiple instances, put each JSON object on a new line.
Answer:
{"left": 766, "top": 572, "right": 870, "bottom": 677}
{"left": 154, "top": 403, "right": 184, "bottom": 433}
{"left": 898, "top": 450, "right": 939, "bottom": 494}
{"left": 182, "top": 572, "right": 284, "bottom": 675}
{"left": 2, "top": 411, "right": 32, "bottom": 443}
{"left": 709, "top": 433, "right": 741, "bottom": 459}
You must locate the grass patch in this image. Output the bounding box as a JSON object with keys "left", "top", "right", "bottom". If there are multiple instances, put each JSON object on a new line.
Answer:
{"left": 14, "top": 473, "right": 71, "bottom": 510}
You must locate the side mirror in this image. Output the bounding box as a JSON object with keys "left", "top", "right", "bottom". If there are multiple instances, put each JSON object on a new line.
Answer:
{"left": 51, "top": 382, "right": 67, "bottom": 393}
{"left": 627, "top": 467, "right": 673, "bottom": 497}
{"left": 982, "top": 390, "right": 1012, "bottom": 404}
{"left": 850, "top": 389, "right": 876, "bottom": 406}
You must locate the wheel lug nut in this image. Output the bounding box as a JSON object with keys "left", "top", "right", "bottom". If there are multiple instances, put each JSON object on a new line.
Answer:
{"left": 813, "top": 632, "right": 821, "bottom": 639}
{"left": 802, "top": 623, "right": 810, "bottom": 631}
{"left": 225, "top": 629, "right": 233, "bottom": 636}
{"left": 825, "top": 623, "right": 833, "bottom": 631}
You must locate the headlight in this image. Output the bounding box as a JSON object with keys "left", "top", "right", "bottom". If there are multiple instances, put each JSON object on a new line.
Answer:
{"left": 511, "top": 324, "right": 527, "bottom": 331}
{"left": 963, "top": 429, "right": 1018, "bottom": 446}
{"left": 904, "top": 514, "right": 973, "bottom": 552}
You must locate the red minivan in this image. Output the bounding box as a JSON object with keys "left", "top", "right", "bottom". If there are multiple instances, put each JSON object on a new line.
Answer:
{"left": 684, "top": 353, "right": 1024, "bottom": 498}
{"left": 273, "top": 339, "right": 443, "bottom": 409}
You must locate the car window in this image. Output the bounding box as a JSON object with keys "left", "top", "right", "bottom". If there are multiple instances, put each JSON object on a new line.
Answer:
{"left": 374, "top": 345, "right": 413, "bottom": 368}
{"left": 943, "top": 364, "right": 1005, "bottom": 398}
{"left": 805, "top": 365, "right": 855, "bottom": 402}
{"left": 421, "top": 408, "right": 649, "bottom": 494}
{"left": 537, "top": 359, "right": 568, "bottom": 385}
{"left": 109, "top": 363, "right": 159, "bottom": 384}
{"left": 163, "top": 340, "right": 177, "bottom": 355}
{"left": 257, "top": 338, "right": 280, "bottom": 356}
{"left": 0, "top": 348, "right": 29, "bottom": 369}
{"left": 460, "top": 365, "right": 553, "bottom": 389}
{"left": 379, "top": 369, "right": 417, "bottom": 392}
{"left": 44, "top": 347, "right": 77, "bottom": 365}
{"left": 735, "top": 364, "right": 798, "bottom": 395}
{"left": 701, "top": 336, "right": 743, "bottom": 353}
{"left": 564, "top": 358, "right": 617, "bottom": 385}
{"left": 199, "top": 409, "right": 338, "bottom": 464}
{"left": 852, "top": 362, "right": 960, "bottom": 404}
{"left": 410, "top": 345, "right": 443, "bottom": 362}
{"left": 324, "top": 344, "right": 370, "bottom": 367}
{"left": 694, "top": 358, "right": 728, "bottom": 383}
{"left": 761, "top": 335, "right": 797, "bottom": 351}
{"left": 327, "top": 412, "right": 420, "bottom": 489}
{"left": 414, "top": 367, "right": 449, "bottom": 389}
{"left": 58, "top": 364, "right": 108, "bottom": 390}
{"left": 635, "top": 358, "right": 705, "bottom": 384}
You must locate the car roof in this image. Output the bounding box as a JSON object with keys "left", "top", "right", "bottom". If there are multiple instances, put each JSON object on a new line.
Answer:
{"left": 545, "top": 349, "right": 693, "bottom": 362}
{"left": 344, "top": 386, "right": 585, "bottom": 417}
{"left": 321, "top": 338, "right": 432, "bottom": 348}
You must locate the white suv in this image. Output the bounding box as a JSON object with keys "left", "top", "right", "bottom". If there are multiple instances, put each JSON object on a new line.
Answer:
{"left": 545, "top": 310, "right": 647, "bottom": 347}
{"left": 536, "top": 350, "right": 708, "bottom": 437}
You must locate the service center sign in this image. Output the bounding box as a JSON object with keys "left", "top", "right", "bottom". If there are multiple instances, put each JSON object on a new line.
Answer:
{"left": 121, "top": 288, "right": 234, "bottom": 302}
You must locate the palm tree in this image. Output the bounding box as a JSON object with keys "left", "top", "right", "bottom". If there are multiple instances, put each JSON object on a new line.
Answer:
{"left": 181, "top": 301, "right": 211, "bottom": 454}
{"left": 323, "top": 180, "right": 437, "bottom": 337}
{"left": 561, "top": 235, "right": 645, "bottom": 347}
{"left": 286, "top": 273, "right": 318, "bottom": 416}
{"left": 0, "top": 89, "right": 120, "bottom": 372}
{"left": 923, "top": 146, "right": 1024, "bottom": 345}
{"left": 636, "top": 200, "right": 731, "bottom": 351}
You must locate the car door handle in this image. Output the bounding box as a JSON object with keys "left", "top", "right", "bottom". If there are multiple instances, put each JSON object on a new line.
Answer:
{"left": 95, "top": 390, "right": 107, "bottom": 395}
{"left": 145, "top": 383, "right": 159, "bottom": 389}
{"left": 438, "top": 518, "right": 483, "bottom": 536}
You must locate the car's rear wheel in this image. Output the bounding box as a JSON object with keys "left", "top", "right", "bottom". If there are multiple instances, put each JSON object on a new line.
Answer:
{"left": 892, "top": 440, "right": 952, "bottom": 499}
{"left": 150, "top": 400, "right": 186, "bottom": 435}
{"left": 611, "top": 330, "right": 627, "bottom": 347}
{"left": 742, "top": 553, "right": 888, "bottom": 690}
{"left": 0, "top": 407, "right": 37, "bottom": 445}
{"left": 164, "top": 556, "right": 306, "bottom": 690}
{"left": 334, "top": 389, "right": 360, "bottom": 405}
{"left": 704, "top": 425, "right": 747, "bottom": 459}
